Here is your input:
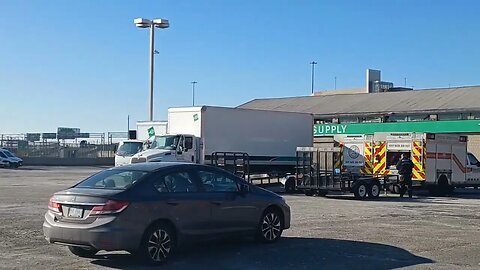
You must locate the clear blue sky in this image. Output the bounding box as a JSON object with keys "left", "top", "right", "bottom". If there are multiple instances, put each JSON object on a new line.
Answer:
{"left": 1, "top": 0, "right": 479, "bottom": 133}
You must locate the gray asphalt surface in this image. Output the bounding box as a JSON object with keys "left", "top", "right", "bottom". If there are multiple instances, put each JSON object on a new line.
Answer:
{"left": 1, "top": 166, "right": 480, "bottom": 270}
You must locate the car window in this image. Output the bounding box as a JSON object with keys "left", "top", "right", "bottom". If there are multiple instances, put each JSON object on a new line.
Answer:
{"left": 0, "top": 151, "right": 6, "bottom": 158}
{"left": 198, "top": 170, "right": 239, "bottom": 192}
{"left": 3, "top": 151, "right": 14, "bottom": 157}
{"left": 153, "top": 171, "right": 198, "bottom": 193}
{"left": 76, "top": 169, "right": 148, "bottom": 189}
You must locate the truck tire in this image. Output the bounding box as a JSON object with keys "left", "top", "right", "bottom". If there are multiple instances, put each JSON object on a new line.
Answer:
{"left": 317, "top": 190, "right": 328, "bottom": 197}
{"left": 304, "top": 190, "right": 314, "bottom": 196}
{"left": 368, "top": 181, "right": 381, "bottom": 198}
{"left": 284, "top": 177, "right": 296, "bottom": 194}
{"left": 437, "top": 175, "right": 452, "bottom": 196}
{"left": 353, "top": 182, "right": 368, "bottom": 200}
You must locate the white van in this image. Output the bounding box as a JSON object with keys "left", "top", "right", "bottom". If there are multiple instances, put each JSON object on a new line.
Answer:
{"left": 0, "top": 149, "right": 23, "bottom": 168}
{"left": 114, "top": 140, "right": 145, "bottom": 167}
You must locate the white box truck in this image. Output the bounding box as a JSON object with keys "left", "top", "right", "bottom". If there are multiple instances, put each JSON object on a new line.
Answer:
{"left": 114, "top": 121, "right": 168, "bottom": 166}
{"left": 136, "top": 121, "right": 168, "bottom": 141}
{"left": 129, "top": 106, "right": 313, "bottom": 174}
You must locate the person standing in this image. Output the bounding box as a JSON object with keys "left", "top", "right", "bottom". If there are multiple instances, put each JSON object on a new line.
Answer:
{"left": 396, "top": 153, "right": 414, "bottom": 198}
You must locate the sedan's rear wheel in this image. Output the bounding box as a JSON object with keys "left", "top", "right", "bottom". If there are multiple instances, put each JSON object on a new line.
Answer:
{"left": 68, "top": 246, "right": 98, "bottom": 258}
{"left": 138, "top": 222, "right": 175, "bottom": 264}
{"left": 257, "top": 208, "right": 283, "bottom": 243}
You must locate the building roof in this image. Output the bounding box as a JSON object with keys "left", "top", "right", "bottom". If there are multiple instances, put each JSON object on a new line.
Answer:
{"left": 238, "top": 86, "right": 480, "bottom": 118}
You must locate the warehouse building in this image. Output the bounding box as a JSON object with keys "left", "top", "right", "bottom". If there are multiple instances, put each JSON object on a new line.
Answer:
{"left": 239, "top": 70, "right": 480, "bottom": 157}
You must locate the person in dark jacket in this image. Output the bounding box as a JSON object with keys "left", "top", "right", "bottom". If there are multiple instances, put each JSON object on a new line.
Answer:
{"left": 396, "top": 153, "right": 414, "bottom": 198}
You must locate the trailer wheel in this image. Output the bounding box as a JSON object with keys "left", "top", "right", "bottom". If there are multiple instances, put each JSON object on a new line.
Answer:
{"left": 353, "top": 182, "right": 368, "bottom": 200}
{"left": 392, "top": 184, "right": 401, "bottom": 194}
{"left": 284, "top": 177, "right": 296, "bottom": 194}
{"left": 304, "top": 190, "right": 314, "bottom": 196}
{"left": 368, "top": 181, "right": 381, "bottom": 198}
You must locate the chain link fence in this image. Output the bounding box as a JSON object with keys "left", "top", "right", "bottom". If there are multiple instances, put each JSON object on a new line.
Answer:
{"left": 0, "top": 132, "right": 128, "bottom": 159}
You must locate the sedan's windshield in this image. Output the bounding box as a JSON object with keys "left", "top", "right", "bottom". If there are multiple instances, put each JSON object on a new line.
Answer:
{"left": 76, "top": 169, "right": 148, "bottom": 190}
{"left": 116, "top": 142, "right": 143, "bottom": 156}
{"left": 0, "top": 152, "right": 6, "bottom": 158}
{"left": 151, "top": 135, "right": 180, "bottom": 150}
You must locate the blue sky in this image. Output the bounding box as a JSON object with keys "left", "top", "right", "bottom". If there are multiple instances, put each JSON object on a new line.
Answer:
{"left": 1, "top": 0, "right": 479, "bottom": 133}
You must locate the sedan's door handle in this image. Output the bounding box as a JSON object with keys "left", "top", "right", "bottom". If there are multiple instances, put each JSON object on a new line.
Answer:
{"left": 166, "top": 201, "right": 179, "bottom": 206}
{"left": 210, "top": 201, "right": 222, "bottom": 206}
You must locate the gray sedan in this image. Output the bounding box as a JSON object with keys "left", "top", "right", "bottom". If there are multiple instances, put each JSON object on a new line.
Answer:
{"left": 43, "top": 162, "right": 290, "bottom": 264}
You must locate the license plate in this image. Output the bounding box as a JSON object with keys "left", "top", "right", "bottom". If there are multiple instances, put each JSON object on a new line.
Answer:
{"left": 68, "top": 207, "right": 83, "bottom": 218}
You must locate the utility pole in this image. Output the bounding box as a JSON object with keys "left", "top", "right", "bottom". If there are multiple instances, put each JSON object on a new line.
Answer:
{"left": 334, "top": 76, "right": 337, "bottom": 90}
{"left": 404, "top": 77, "right": 407, "bottom": 87}
{"left": 191, "top": 81, "right": 198, "bottom": 106}
{"left": 310, "top": 61, "right": 317, "bottom": 94}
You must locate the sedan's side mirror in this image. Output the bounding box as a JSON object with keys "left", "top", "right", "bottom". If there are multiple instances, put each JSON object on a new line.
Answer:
{"left": 239, "top": 183, "right": 250, "bottom": 194}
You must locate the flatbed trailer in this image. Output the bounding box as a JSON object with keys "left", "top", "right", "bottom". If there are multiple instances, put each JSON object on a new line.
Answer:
{"left": 295, "top": 147, "right": 395, "bottom": 199}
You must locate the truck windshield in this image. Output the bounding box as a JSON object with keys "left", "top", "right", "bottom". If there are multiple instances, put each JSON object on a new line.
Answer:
{"left": 116, "top": 142, "right": 143, "bottom": 156}
{"left": 468, "top": 153, "right": 479, "bottom": 165}
{"left": 151, "top": 135, "right": 180, "bottom": 150}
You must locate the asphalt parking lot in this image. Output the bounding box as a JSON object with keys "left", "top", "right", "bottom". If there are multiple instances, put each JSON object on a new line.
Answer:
{"left": 1, "top": 166, "right": 480, "bottom": 270}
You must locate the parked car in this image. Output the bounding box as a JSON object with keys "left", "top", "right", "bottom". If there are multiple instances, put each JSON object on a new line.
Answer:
{"left": 0, "top": 149, "right": 23, "bottom": 168}
{"left": 43, "top": 162, "right": 290, "bottom": 264}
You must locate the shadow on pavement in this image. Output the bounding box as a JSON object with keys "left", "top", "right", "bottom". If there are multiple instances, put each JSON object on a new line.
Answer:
{"left": 90, "top": 237, "right": 433, "bottom": 270}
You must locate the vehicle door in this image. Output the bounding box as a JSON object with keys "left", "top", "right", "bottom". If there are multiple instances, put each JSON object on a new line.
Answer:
{"left": 181, "top": 136, "right": 196, "bottom": 163}
{"left": 150, "top": 169, "right": 213, "bottom": 235}
{"left": 467, "top": 153, "right": 480, "bottom": 183}
{"left": 195, "top": 169, "right": 259, "bottom": 233}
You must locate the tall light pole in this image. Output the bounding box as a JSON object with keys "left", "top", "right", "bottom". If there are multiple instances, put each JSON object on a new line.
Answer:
{"left": 191, "top": 81, "right": 198, "bottom": 106}
{"left": 310, "top": 61, "right": 317, "bottom": 94}
{"left": 134, "top": 18, "right": 170, "bottom": 121}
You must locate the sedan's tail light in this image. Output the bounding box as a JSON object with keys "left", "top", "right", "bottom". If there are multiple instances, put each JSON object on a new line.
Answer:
{"left": 90, "top": 200, "right": 129, "bottom": 215}
{"left": 48, "top": 197, "right": 62, "bottom": 213}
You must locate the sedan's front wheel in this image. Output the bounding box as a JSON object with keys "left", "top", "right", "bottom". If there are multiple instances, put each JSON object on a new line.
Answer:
{"left": 257, "top": 208, "right": 284, "bottom": 243}
{"left": 138, "top": 222, "right": 176, "bottom": 265}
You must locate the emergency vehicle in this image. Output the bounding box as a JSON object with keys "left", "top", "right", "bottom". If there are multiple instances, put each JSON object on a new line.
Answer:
{"left": 337, "top": 133, "right": 480, "bottom": 193}
{"left": 283, "top": 132, "right": 480, "bottom": 195}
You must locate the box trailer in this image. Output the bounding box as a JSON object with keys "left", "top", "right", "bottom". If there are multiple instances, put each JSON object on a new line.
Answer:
{"left": 136, "top": 121, "right": 168, "bottom": 141}
{"left": 130, "top": 106, "right": 313, "bottom": 175}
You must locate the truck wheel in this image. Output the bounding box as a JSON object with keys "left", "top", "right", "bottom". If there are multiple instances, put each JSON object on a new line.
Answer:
{"left": 437, "top": 175, "right": 451, "bottom": 196}
{"left": 317, "top": 190, "right": 328, "bottom": 197}
{"left": 368, "top": 181, "right": 381, "bottom": 198}
{"left": 284, "top": 177, "right": 296, "bottom": 194}
{"left": 353, "top": 182, "right": 368, "bottom": 199}
{"left": 304, "top": 190, "right": 314, "bottom": 196}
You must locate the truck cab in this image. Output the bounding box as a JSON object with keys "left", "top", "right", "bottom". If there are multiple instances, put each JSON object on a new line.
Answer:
{"left": 466, "top": 152, "right": 480, "bottom": 184}
{"left": 130, "top": 134, "right": 199, "bottom": 164}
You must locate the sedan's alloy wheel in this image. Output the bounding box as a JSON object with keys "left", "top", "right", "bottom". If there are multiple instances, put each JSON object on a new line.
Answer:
{"left": 261, "top": 212, "right": 281, "bottom": 241}
{"left": 147, "top": 229, "right": 172, "bottom": 262}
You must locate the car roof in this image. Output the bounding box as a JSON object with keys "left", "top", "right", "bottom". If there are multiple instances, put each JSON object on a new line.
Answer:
{"left": 113, "top": 162, "right": 209, "bottom": 172}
